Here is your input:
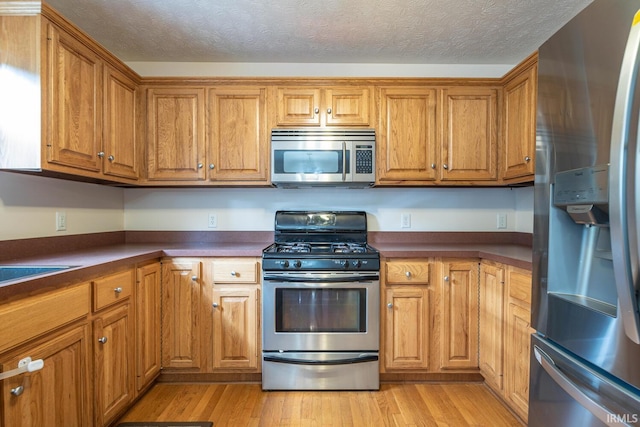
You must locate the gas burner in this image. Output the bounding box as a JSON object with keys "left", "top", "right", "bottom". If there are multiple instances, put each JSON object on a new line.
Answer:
{"left": 277, "top": 243, "right": 311, "bottom": 253}
{"left": 331, "top": 243, "right": 367, "bottom": 254}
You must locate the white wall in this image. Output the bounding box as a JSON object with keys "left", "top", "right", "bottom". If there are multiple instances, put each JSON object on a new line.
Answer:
{"left": 0, "top": 172, "right": 124, "bottom": 240}
{"left": 124, "top": 186, "right": 533, "bottom": 233}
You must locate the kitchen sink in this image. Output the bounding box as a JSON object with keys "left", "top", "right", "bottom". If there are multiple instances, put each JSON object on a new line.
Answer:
{"left": 0, "top": 266, "right": 73, "bottom": 283}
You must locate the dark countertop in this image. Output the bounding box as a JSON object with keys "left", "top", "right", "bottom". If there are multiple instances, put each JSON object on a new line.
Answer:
{"left": 0, "top": 231, "right": 532, "bottom": 301}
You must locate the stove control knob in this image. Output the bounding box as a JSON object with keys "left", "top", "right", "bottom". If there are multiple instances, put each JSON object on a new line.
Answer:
{"left": 342, "top": 260, "right": 350, "bottom": 269}
{"left": 352, "top": 260, "right": 362, "bottom": 268}
{"left": 293, "top": 260, "right": 302, "bottom": 269}
{"left": 282, "top": 260, "right": 290, "bottom": 269}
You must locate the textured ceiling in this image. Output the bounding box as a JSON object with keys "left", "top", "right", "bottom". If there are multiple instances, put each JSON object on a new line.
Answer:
{"left": 46, "top": 0, "right": 593, "bottom": 64}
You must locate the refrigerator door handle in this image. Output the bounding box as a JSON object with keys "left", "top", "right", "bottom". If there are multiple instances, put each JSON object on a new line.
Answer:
{"left": 534, "top": 346, "right": 632, "bottom": 427}
{"left": 609, "top": 9, "right": 640, "bottom": 344}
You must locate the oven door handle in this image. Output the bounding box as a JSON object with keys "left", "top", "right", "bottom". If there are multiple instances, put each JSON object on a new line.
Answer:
{"left": 263, "top": 354, "right": 378, "bottom": 366}
{"left": 263, "top": 274, "right": 379, "bottom": 283}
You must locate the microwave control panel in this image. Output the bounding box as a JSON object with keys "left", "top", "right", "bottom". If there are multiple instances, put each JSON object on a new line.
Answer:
{"left": 355, "top": 145, "right": 374, "bottom": 174}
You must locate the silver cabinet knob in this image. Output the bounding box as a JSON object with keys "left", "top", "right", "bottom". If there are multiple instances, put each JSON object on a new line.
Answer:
{"left": 314, "top": 107, "right": 319, "bottom": 114}
{"left": 114, "top": 287, "right": 122, "bottom": 294}
{"left": 524, "top": 156, "right": 531, "bottom": 162}
{"left": 387, "top": 303, "right": 393, "bottom": 309}
{"left": 10, "top": 385, "right": 24, "bottom": 396}
{"left": 443, "top": 164, "right": 449, "bottom": 170}
{"left": 230, "top": 271, "right": 237, "bottom": 277}
{"left": 405, "top": 271, "right": 411, "bottom": 278}
{"left": 97, "top": 152, "right": 105, "bottom": 158}
{"left": 209, "top": 164, "right": 215, "bottom": 170}
{"left": 108, "top": 155, "right": 115, "bottom": 162}
{"left": 444, "top": 276, "right": 450, "bottom": 282}
{"left": 213, "top": 302, "right": 219, "bottom": 308}
{"left": 197, "top": 163, "right": 203, "bottom": 169}
{"left": 327, "top": 108, "right": 332, "bottom": 114}
{"left": 191, "top": 275, "right": 198, "bottom": 281}
{"left": 98, "top": 336, "right": 108, "bottom": 344}
{"left": 431, "top": 163, "right": 436, "bottom": 169}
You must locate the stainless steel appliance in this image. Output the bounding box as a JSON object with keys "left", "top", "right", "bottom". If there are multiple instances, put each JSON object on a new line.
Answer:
{"left": 270, "top": 128, "right": 375, "bottom": 187}
{"left": 532, "top": 1, "right": 640, "bottom": 425}
{"left": 261, "top": 211, "right": 380, "bottom": 390}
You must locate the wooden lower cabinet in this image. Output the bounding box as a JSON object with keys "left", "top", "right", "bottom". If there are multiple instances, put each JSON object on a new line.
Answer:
{"left": 0, "top": 323, "right": 92, "bottom": 427}
{"left": 135, "top": 262, "right": 162, "bottom": 392}
{"left": 161, "top": 258, "right": 205, "bottom": 371}
{"left": 479, "top": 260, "right": 505, "bottom": 391}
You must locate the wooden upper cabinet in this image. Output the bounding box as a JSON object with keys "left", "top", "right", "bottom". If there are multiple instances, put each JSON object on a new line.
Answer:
{"left": 103, "top": 65, "right": 138, "bottom": 180}
{"left": 207, "top": 87, "right": 269, "bottom": 182}
{"left": 502, "top": 56, "right": 537, "bottom": 182}
{"left": 377, "top": 87, "right": 438, "bottom": 183}
{"left": 441, "top": 87, "right": 498, "bottom": 182}
{"left": 46, "top": 22, "right": 102, "bottom": 173}
{"left": 147, "top": 87, "right": 206, "bottom": 181}
{"left": 276, "top": 86, "right": 371, "bottom": 126}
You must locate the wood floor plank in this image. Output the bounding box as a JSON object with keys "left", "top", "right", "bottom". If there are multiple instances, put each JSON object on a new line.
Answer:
{"left": 117, "top": 382, "right": 525, "bottom": 427}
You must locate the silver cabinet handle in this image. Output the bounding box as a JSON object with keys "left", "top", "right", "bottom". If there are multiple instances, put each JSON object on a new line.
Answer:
{"left": 314, "top": 107, "right": 319, "bottom": 114}
{"left": 431, "top": 163, "right": 436, "bottom": 169}
{"left": 387, "top": 303, "right": 393, "bottom": 309}
{"left": 230, "top": 271, "right": 237, "bottom": 277}
{"left": 108, "top": 155, "right": 115, "bottom": 162}
{"left": 97, "top": 151, "right": 105, "bottom": 158}
{"left": 114, "top": 287, "right": 122, "bottom": 294}
{"left": 10, "top": 385, "right": 24, "bottom": 396}
{"left": 213, "top": 302, "right": 219, "bottom": 308}
{"left": 209, "top": 164, "right": 215, "bottom": 170}
{"left": 197, "top": 163, "right": 203, "bottom": 169}
{"left": 443, "top": 164, "right": 449, "bottom": 170}
{"left": 191, "top": 275, "right": 198, "bottom": 281}
{"left": 327, "top": 108, "right": 332, "bottom": 114}
{"left": 98, "top": 337, "right": 107, "bottom": 344}
{"left": 405, "top": 271, "right": 411, "bottom": 278}
{"left": 524, "top": 156, "right": 531, "bottom": 162}
{"left": 444, "top": 276, "right": 449, "bottom": 282}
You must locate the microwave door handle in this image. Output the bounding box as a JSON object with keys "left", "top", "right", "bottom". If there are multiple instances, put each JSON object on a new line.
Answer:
{"left": 342, "top": 141, "right": 347, "bottom": 182}
{"left": 610, "top": 9, "right": 640, "bottom": 344}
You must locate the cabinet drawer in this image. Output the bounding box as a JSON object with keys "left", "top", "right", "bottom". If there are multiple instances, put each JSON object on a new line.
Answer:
{"left": 385, "top": 260, "right": 431, "bottom": 285}
{"left": 212, "top": 258, "right": 259, "bottom": 284}
{"left": 0, "top": 283, "right": 89, "bottom": 353}
{"left": 93, "top": 269, "right": 134, "bottom": 311}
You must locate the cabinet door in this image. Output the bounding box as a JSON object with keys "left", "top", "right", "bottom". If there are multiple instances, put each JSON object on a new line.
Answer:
{"left": 441, "top": 87, "right": 498, "bottom": 181}
{"left": 377, "top": 87, "right": 438, "bottom": 183}
{"left": 276, "top": 87, "right": 322, "bottom": 126}
{"left": 324, "top": 87, "right": 371, "bottom": 126}
{"left": 103, "top": 65, "right": 138, "bottom": 180}
{"left": 439, "top": 259, "right": 479, "bottom": 369}
{"left": 161, "top": 259, "right": 203, "bottom": 370}
{"left": 479, "top": 261, "right": 505, "bottom": 391}
{"left": 503, "top": 63, "right": 536, "bottom": 181}
{"left": 208, "top": 87, "right": 268, "bottom": 182}
{"left": 147, "top": 88, "right": 206, "bottom": 181}
{"left": 212, "top": 286, "right": 259, "bottom": 370}
{"left": 135, "top": 262, "right": 161, "bottom": 392}
{"left": 0, "top": 324, "right": 91, "bottom": 427}
{"left": 383, "top": 286, "right": 430, "bottom": 370}
{"left": 93, "top": 302, "right": 133, "bottom": 426}
{"left": 46, "top": 23, "right": 102, "bottom": 173}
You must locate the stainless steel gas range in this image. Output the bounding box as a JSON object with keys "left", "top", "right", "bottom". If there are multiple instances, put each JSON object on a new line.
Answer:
{"left": 261, "top": 211, "right": 380, "bottom": 390}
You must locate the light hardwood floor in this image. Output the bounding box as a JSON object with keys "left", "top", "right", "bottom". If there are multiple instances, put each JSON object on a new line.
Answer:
{"left": 117, "top": 382, "right": 524, "bottom": 426}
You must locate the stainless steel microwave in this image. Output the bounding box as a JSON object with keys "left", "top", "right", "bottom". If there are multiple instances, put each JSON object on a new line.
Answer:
{"left": 270, "top": 128, "right": 375, "bottom": 188}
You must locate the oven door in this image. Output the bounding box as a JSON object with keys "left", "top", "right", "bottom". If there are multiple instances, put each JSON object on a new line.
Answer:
{"left": 262, "top": 272, "right": 379, "bottom": 352}
{"left": 271, "top": 140, "right": 353, "bottom": 184}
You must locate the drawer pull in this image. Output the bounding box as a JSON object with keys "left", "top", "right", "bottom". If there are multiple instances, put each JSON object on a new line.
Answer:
{"left": 114, "top": 287, "right": 123, "bottom": 294}
{"left": 405, "top": 271, "right": 411, "bottom": 278}
{"left": 98, "top": 336, "right": 108, "bottom": 344}
{"left": 10, "top": 386, "right": 24, "bottom": 396}
{"left": 230, "top": 271, "right": 237, "bottom": 277}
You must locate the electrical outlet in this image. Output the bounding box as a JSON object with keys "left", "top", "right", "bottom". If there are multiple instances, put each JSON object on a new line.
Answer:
{"left": 497, "top": 213, "right": 507, "bottom": 229}
{"left": 401, "top": 213, "right": 411, "bottom": 229}
{"left": 56, "top": 211, "right": 67, "bottom": 231}
{"left": 208, "top": 213, "right": 218, "bottom": 228}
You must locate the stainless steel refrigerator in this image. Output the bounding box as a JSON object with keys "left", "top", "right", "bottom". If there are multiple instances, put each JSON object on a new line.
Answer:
{"left": 532, "top": 1, "right": 640, "bottom": 426}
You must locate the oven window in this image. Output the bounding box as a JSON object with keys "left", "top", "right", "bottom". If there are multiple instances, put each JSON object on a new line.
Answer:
{"left": 273, "top": 150, "right": 350, "bottom": 174}
{"left": 275, "top": 288, "right": 366, "bottom": 333}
